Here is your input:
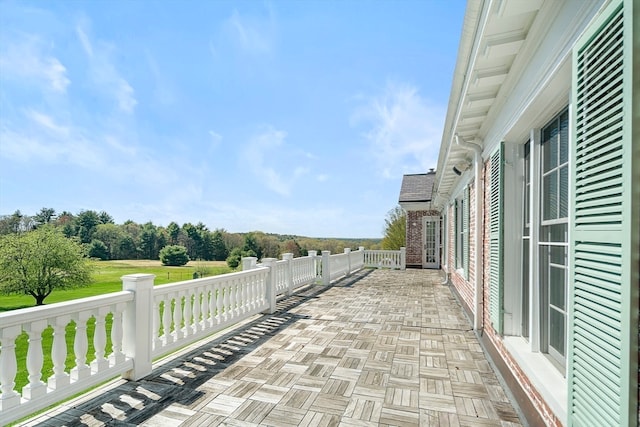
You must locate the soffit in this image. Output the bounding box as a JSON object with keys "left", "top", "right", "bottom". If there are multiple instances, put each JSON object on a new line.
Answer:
{"left": 433, "top": 0, "right": 544, "bottom": 207}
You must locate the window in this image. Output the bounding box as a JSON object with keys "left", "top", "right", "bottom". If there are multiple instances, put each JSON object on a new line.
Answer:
{"left": 455, "top": 191, "right": 468, "bottom": 273}
{"left": 521, "top": 141, "right": 530, "bottom": 339}
{"left": 456, "top": 198, "right": 464, "bottom": 270}
{"left": 442, "top": 212, "right": 447, "bottom": 267}
{"left": 539, "top": 109, "right": 569, "bottom": 370}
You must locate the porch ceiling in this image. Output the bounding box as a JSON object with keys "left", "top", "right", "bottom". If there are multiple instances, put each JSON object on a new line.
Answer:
{"left": 433, "top": 0, "right": 543, "bottom": 207}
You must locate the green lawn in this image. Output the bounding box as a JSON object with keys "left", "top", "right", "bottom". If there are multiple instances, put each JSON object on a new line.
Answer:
{"left": 2, "top": 259, "right": 234, "bottom": 393}
{"left": 0, "top": 259, "right": 233, "bottom": 311}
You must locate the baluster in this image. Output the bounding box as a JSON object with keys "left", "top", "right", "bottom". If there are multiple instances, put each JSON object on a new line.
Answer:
{"left": 91, "top": 307, "right": 109, "bottom": 372}
{"left": 227, "top": 282, "right": 233, "bottom": 320}
{"left": 173, "top": 294, "right": 183, "bottom": 341}
{"left": 236, "top": 280, "right": 242, "bottom": 314}
{"left": 183, "top": 291, "right": 192, "bottom": 338}
{"left": 22, "top": 320, "right": 47, "bottom": 400}
{"left": 247, "top": 274, "right": 254, "bottom": 311}
{"left": 256, "top": 273, "right": 262, "bottom": 306}
{"left": 111, "top": 303, "right": 126, "bottom": 364}
{"left": 200, "top": 288, "right": 207, "bottom": 330}
{"left": 200, "top": 287, "right": 208, "bottom": 329}
{"left": 0, "top": 325, "right": 22, "bottom": 410}
{"left": 70, "top": 311, "right": 91, "bottom": 381}
{"left": 223, "top": 283, "right": 230, "bottom": 322}
{"left": 207, "top": 288, "right": 214, "bottom": 327}
{"left": 247, "top": 277, "right": 253, "bottom": 311}
{"left": 48, "top": 315, "right": 70, "bottom": 389}
{"left": 253, "top": 273, "right": 260, "bottom": 309}
{"left": 192, "top": 288, "right": 201, "bottom": 334}
{"left": 152, "top": 297, "right": 161, "bottom": 351}
{"left": 215, "top": 285, "right": 223, "bottom": 325}
{"left": 239, "top": 279, "right": 246, "bottom": 314}
{"left": 162, "top": 295, "right": 172, "bottom": 345}
{"left": 232, "top": 279, "right": 239, "bottom": 318}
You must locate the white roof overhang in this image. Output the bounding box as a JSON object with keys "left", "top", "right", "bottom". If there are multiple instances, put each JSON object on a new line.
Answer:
{"left": 432, "top": 0, "right": 545, "bottom": 208}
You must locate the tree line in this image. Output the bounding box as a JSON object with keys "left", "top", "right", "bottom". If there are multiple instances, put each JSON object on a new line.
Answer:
{"left": 0, "top": 208, "right": 382, "bottom": 267}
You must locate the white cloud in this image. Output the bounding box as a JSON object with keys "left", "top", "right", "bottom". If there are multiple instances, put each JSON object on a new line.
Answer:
{"left": 145, "top": 52, "right": 175, "bottom": 106}
{"left": 0, "top": 36, "right": 70, "bottom": 93}
{"left": 351, "top": 82, "right": 444, "bottom": 178}
{"left": 76, "top": 20, "right": 137, "bottom": 114}
{"left": 1, "top": 111, "right": 102, "bottom": 168}
{"left": 242, "top": 127, "right": 290, "bottom": 196}
{"left": 0, "top": 109, "right": 176, "bottom": 191}
{"left": 240, "top": 127, "right": 311, "bottom": 197}
{"left": 209, "top": 130, "right": 223, "bottom": 148}
{"left": 224, "top": 5, "right": 276, "bottom": 55}
{"left": 25, "top": 110, "right": 70, "bottom": 136}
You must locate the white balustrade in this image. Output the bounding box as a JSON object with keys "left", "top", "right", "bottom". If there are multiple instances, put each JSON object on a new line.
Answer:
{"left": 363, "top": 248, "right": 406, "bottom": 269}
{"left": 0, "top": 291, "right": 133, "bottom": 425}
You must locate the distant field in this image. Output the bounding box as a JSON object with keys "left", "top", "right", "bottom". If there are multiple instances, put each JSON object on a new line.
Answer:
{"left": 0, "top": 259, "right": 233, "bottom": 312}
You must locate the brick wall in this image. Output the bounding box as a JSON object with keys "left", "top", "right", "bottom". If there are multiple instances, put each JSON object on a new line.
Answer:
{"left": 447, "top": 180, "right": 475, "bottom": 314}
{"left": 405, "top": 209, "right": 439, "bottom": 267}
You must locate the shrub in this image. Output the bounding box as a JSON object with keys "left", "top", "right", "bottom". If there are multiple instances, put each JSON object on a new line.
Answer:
{"left": 159, "top": 245, "right": 190, "bottom": 266}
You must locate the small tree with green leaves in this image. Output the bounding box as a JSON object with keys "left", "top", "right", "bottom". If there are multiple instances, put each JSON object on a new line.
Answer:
{"left": 381, "top": 205, "right": 406, "bottom": 250}
{"left": 159, "top": 245, "right": 190, "bottom": 266}
{"left": 0, "top": 227, "right": 93, "bottom": 306}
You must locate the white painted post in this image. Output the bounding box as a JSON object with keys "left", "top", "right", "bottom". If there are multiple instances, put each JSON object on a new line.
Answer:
{"left": 261, "top": 258, "right": 277, "bottom": 314}
{"left": 308, "top": 250, "right": 318, "bottom": 282}
{"left": 282, "top": 253, "right": 293, "bottom": 295}
{"left": 344, "top": 248, "right": 351, "bottom": 276}
{"left": 121, "top": 274, "right": 155, "bottom": 381}
{"left": 322, "top": 251, "right": 331, "bottom": 286}
{"left": 400, "top": 247, "right": 406, "bottom": 270}
{"left": 242, "top": 257, "right": 257, "bottom": 270}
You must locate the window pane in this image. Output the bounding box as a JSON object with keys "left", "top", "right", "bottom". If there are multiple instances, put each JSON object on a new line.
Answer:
{"left": 543, "top": 122, "right": 558, "bottom": 172}
{"left": 559, "top": 111, "right": 569, "bottom": 165}
{"left": 543, "top": 171, "right": 558, "bottom": 221}
{"left": 524, "top": 141, "right": 531, "bottom": 183}
{"left": 522, "top": 238, "right": 530, "bottom": 338}
{"left": 549, "top": 308, "right": 565, "bottom": 357}
{"left": 550, "top": 246, "right": 566, "bottom": 265}
{"left": 550, "top": 266, "right": 566, "bottom": 310}
{"left": 560, "top": 166, "right": 568, "bottom": 218}
{"left": 541, "top": 223, "right": 568, "bottom": 243}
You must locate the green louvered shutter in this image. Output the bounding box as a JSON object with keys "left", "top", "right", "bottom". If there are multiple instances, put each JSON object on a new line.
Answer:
{"left": 489, "top": 143, "right": 504, "bottom": 334}
{"left": 463, "top": 186, "right": 470, "bottom": 278}
{"left": 568, "top": 0, "right": 638, "bottom": 425}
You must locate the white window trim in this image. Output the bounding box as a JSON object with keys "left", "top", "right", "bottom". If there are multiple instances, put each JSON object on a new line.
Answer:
{"left": 500, "top": 105, "right": 573, "bottom": 423}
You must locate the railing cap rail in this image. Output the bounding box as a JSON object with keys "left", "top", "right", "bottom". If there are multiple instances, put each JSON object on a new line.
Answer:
{"left": 0, "top": 291, "right": 133, "bottom": 327}
{"left": 152, "top": 266, "right": 269, "bottom": 291}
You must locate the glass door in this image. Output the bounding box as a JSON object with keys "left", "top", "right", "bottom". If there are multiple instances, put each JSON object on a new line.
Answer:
{"left": 423, "top": 216, "right": 440, "bottom": 269}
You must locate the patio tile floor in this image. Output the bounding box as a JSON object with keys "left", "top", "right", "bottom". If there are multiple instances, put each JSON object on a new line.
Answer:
{"left": 20, "top": 269, "right": 522, "bottom": 426}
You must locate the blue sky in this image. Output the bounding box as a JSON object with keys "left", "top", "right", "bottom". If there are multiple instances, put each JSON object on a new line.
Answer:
{"left": 0, "top": 0, "right": 465, "bottom": 238}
